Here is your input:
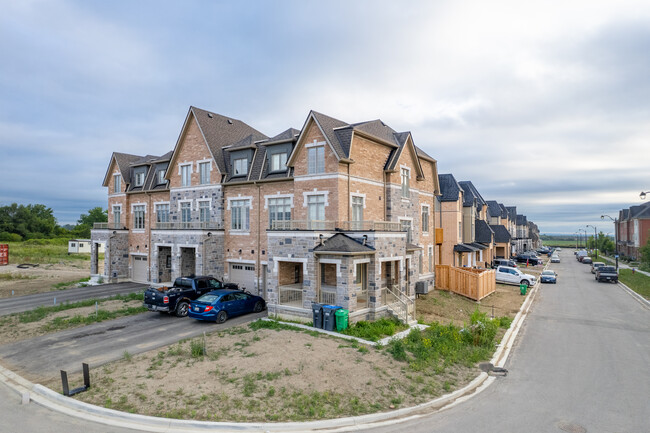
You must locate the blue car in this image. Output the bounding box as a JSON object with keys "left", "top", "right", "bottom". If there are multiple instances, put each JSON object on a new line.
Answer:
{"left": 188, "top": 289, "right": 265, "bottom": 323}
{"left": 540, "top": 270, "right": 557, "bottom": 284}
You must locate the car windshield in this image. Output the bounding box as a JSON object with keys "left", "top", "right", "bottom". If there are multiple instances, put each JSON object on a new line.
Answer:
{"left": 542, "top": 270, "right": 554, "bottom": 275}
{"left": 196, "top": 294, "right": 220, "bottom": 303}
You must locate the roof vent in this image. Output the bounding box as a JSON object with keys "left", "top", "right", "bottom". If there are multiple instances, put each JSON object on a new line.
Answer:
{"left": 227, "top": 119, "right": 233, "bottom": 125}
{"left": 207, "top": 113, "right": 213, "bottom": 118}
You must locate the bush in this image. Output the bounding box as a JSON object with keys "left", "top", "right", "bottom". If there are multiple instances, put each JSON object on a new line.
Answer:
{"left": 0, "top": 232, "right": 22, "bottom": 242}
{"left": 341, "top": 317, "right": 407, "bottom": 342}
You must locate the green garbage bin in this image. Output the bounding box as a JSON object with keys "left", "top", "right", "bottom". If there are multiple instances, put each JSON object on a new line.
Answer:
{"left": 520, "top": 283, "right": 528, "bottom": 295}
{"left": 335, "top": 309, "right": 349, "bottom": 331}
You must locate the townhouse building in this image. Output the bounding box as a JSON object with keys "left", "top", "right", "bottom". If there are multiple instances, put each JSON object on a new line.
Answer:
{"left": 91, "top": 107, "right": 440, "bottom": 323}
{"left": 486, "top": 200, "right": 511, "bottom": 259}
{"left": 617, "top": 202, "right": 650, "bottom": 259}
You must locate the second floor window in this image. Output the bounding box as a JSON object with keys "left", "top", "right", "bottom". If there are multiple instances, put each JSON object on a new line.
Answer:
{"left": 157, "top": 170, "right": 165, "bottom": 185}
{"left": 401, "top": 168, "right": 410, "bottom": 198}
{"left": 199, "top": 162, "right": 210, "bottom": 184}
{"left": 135, "top": 172, "right": 145, "bottom": 187}
{"left": 233, "top": 158, "right": 248, "bottom": 176}
{"left": 181, "top": 164, "right": 191, "bottom": 187}
{"left": 199, "top": 201, "right": 210, "bottom": 223}
{"left": 308, "top": 146, "right": 325, "bottom": 174}
{"left": 156, "top": 204, "right": 169, "bottom": 223}
{"left": 113, "top": 174, "right": 121, "bottom": 193}
{"left": 268, "top": 197, "right": 291, "bottom": 228}
{"left": 114, "top": 206, "right": 121, "bottom": 226}
{"left": 307, "top": 195, "right": 325, "bottom": 221}
{"left": 231, "top": 199, "right": 250, "bottom": 231}
{"left": 422, "top": 206, "right": 429, "bottom": 233}
{"left": 271, "top": 152, "right": 287, "bottom": 171}
{"left": 181, "top": 202, "right": 191, "bottom": 223}
{"left": 133, "top": 205, "right": 145, "bottom": 229}
{"left": 351, "top": 196, "right": 363, "bottom": 221}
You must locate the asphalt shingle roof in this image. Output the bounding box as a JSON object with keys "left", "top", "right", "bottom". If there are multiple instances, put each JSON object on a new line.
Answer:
{"left": 475, "top": 220, "right": 494, "bottom": 244}
{"left": 459, "top": 181, "right": 486, "bottom": 208}
{"left": 438, "top": 173, "right": 462, "bottom": 202}
{"left": 486, "top": 201, "right": 502, "bottom": 219}
{"left": 490, "top": 224, "right": 512, "bottom": 243}
{"left": 313, "top": 233, "right": 375, "bottom": 254}
{"left": 516, "top": 214, "right": 528, "bottom": 225}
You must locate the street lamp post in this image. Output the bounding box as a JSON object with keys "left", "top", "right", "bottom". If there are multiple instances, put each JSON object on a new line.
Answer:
{"left": 578, "top": 228, "right": 586, "bottom": 249}
{"left": 640, "top": 191, "right": 649, "bottom": 200}
{"left": 586, "top": 225, "right": 597, "bottom": 260}
{"left": 601, "top": 214, "right": 619, "bottom": 270}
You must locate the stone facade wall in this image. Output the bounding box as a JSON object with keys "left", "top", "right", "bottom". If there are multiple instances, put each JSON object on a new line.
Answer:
{"left": 91, "top": 230, "right": 129, "bottom": 282}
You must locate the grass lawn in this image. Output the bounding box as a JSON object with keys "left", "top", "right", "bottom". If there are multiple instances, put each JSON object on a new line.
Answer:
{"left": 619, "top": 269, "right": 650, "bottom": 300}
{"left": 4, "top": 240, "right": 93, "bottom": 264}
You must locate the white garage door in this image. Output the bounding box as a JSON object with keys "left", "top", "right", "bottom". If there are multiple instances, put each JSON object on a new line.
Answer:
{"left": 132, "top": 255, "right": 148, "bottom": 282}
{"left": 230, "top": 263, "right": 256, "bottom": 292}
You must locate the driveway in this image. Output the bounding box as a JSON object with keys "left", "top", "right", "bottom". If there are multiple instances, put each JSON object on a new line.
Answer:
{"left": 363, "top": 249, "right": 650, "bottom": 433}
{"left": 0, "top": 310, "right": 267, "bottom": 382}
{"left": 0, "top": 282, "right": 147, "bottom": 316}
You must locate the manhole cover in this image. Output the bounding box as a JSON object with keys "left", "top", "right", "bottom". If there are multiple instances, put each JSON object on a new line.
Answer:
{"left": 558, "top": 421, "right": 586, "bottom": 433}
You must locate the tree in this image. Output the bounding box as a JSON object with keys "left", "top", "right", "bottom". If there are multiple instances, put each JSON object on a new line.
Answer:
{"left": 639, "top": 236, "right": 650, "bottom": 270}
{"left": 72, "top": 207, "right": 108, "bottom": 238}
{"left": 0, "top": 203, "right": 57, "bottom": 240}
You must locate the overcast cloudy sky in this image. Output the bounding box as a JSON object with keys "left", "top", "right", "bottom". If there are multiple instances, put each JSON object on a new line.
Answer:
{"left": 1, "top": 0, "right": 649, "bottom": 234}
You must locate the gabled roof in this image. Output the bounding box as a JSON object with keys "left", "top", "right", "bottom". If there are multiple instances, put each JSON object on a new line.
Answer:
{"left": 516, "top": 214, "right": 528, "bottom": 225}
{"left": 176, "top": 106, "right": 268, "bottom": 175}
{"left": 490, "top": 224, "right": 512, "bottom": 243}
{"left": 486, "top": 201, "right": 502, "bottom": 219}
{"left": 454, "top": 243, "right": 479, "bottom": 252}
{"left": 459, "top": 181, "right": 486, "bottom": 208}
{"left": 498, "top": 203, "right": 508, "bottom": 219}
{"left": 506, "top": 206, "right": 517, "bottom": 221}
{"left": 102, "top": 152, "right": 142, "bottom": 186}
{"left": 313, "top": 233, "right": 375, "bottom": 255}
{"left": 438, "top": 173, "right": 462, "bottom": 202}
{"left": 475, "top": 220, "right": 494, "bottom": 244}
{"left": 629, "top": 202, "right": 650, "bottom": 219}
{"left": 265, "top": 128, "right": 300, "bottom": 145}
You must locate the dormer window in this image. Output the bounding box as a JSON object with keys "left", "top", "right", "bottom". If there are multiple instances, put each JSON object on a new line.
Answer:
{"left": 271, "top": 152, "right": 287, "bottom": 172}
{"left": 233, "top": 158, "right": 248, "bottom": 176}
{"left": 135, "top": 171, "right": 145, "bottom": 187}
{"left": 157, "top": 170, "right": 165, "bottom": 185}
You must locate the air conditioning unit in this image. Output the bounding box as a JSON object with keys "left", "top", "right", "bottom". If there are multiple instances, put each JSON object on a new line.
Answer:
{"left": 415, "top": 281, "right": 428, "bottom": 295}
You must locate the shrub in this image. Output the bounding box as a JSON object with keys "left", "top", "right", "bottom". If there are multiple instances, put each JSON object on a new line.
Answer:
{"left": 462, "top": 309, "right": 498, "bottom": 347}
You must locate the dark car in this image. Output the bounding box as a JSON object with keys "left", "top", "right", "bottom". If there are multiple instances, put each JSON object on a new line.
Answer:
{"left": 540, "top": 270, "right": 557, "bottom": 284}
{"left": 493, "top": 258, "right": 517, "bottom": 268}
{"left": 514, "top": 254, "right": 541, "bottom": 266}
{"left": 188, "top": 289, "right": 265, "bottom": 323}
{"left": 582, "top": 256, "right": 593, "bottom": 264}
{"left": 596, "top": 266, "right": 618, "bottom": 283}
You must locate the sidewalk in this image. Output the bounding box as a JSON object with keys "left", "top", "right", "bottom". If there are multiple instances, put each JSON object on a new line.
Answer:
{"left": 599, "top": 255, "right": 650, "bottom": 277}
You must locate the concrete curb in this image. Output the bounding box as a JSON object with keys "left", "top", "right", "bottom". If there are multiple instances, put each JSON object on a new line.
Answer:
{"left": 617, "top": 281, "right": 650, "bottom": 309}
{"left": 0, "top": 278, "right": 541, "bottom": 432}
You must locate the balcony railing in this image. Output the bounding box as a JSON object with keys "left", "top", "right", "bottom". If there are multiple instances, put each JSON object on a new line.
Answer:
{"left": 270, "top": 220, "right": 403, "bottom": 232}
{"left": 92, "top": 222, "right": 127, "bottom": 230}
{"left": 154, "top": 222, "right": 223, "bottom": 230}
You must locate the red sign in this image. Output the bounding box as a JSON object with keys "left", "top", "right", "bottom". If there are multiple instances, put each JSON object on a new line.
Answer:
{"left": 0, "top": 244, "right": 8, "bottom": 266}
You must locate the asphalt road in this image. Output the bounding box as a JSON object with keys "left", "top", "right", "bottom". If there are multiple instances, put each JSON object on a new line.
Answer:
{"left": 0, "top": 282, "right": 147, "bottom": 316}
{"left": 363, "top": 249, "right": 650, "bottom": 433}
{"left": 0, "top": 310, "right": 267, "bottom": 382}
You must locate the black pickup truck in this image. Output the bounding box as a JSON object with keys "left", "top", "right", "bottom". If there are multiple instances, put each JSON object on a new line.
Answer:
{"left": 143, "top": 276, "right": 238, "bottom": 317}
{"left": 595, "top": 266, "right": 618, "bottom": 283}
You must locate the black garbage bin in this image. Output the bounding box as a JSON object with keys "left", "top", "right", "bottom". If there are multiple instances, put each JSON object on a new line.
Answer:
{"left": 311, "top": 303, "right": 324, "bottom": 329}
{"left": 322, "top": 305, "right": 342, "bottom": 331}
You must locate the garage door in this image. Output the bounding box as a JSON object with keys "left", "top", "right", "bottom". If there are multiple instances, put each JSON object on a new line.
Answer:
{"left": 132, "top": 255, "right": 148, "bottom": 282}
{"left": 230, "top": 263, "right": 256, "bottom": 292}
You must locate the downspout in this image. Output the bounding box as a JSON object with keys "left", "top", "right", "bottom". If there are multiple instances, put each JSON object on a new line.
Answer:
{"left": 256, "top": 181, "right": 262, "bottom": 298}
{"left": 347, "top": 164, "right": 351, "bottom": 222}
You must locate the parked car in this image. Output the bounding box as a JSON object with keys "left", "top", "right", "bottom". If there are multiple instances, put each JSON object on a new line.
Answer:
{"left": 514, "top": 254, "right": 541, "bottom": 266}
{"left": 576, "top": 250, "right": 588, "bottom": 261}
{"left": 591, "top": 262, "right": 606, "bottom": 274}
{"left": 495, "top": 266, "right": 537, "bottom": 287}
{"left": 556, "top": 247, "right": 562, "bottom": 251}
{"left": 493, "top": 258, "right": 517, "bottom": 268}
{"left": 540, "top": 270, "right": 557, "bottom": 284}
{"left": 143, "top": 276, "right": 238, "bottom": 317}
{"left": 582, "top": 256, "right": 593, "bottom": 264}
{"left": 551, "top": 254, "right": 560, "bottom": 263}
{"left": 595, "top": 266, "right": 618, "bottom": 283}
{"left": 188, "top": 289, "right": 266, "bottom": 323}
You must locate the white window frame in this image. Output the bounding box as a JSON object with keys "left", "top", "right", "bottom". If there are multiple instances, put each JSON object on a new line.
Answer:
{"left": 132, "top": 204, "right": 146, "bottom": 230}
{"left": 157, "top": 169, "right": 166, "bottom": 185}
{"left": 112, "top": 205, "right": 122, "bottom": 226}
{"left": 134, "top": 171, "right": 145, "bottom": 187}
{"left": 113, "top": 174, "right": 121, "bottom": 194}
{"left": 179, "top": 163, "right": 192, "bottom": 187}
{"left": 401, "top": 167, "right": 410, "bottom": 199}
{"left": 155, "top": 202, "right": 170, "bottom": 223}
{"left": 198, "top": 199, "right": 211, "bottom": 223}
{"left": 233, "top": 158, "right": 248, "bottom": 176}
{"left": 302, "top": 189, "right": 330, "bottom": 208}
{"left": 230, "top": 199, "right": 251, "bottom": 231}
{"left": 267, "top": 196, "right": 292, "bottom": 228}
{"left": 271, "top": 152, "right": 288, "bottom": 172}
{"left": 421, "top": 204, "right": 430, "bottom": 234}
{"left": 351, "top": 195, "right": 364, "bottom": 223}
{"left": 198, "top": 160, "right": 211, "bottom": 185}
{"left": 307, "top": 146, "right": 325, "bottom": 174}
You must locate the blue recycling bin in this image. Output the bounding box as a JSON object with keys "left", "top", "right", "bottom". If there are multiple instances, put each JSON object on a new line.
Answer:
{"left": 322, "top": 305, "right": 342, "bottom": 331}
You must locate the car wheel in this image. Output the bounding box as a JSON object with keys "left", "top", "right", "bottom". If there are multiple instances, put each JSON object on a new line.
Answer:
{"left": 253, "top": 300, "right": 264, "bottom": 313}
{"left": 521, "top": 280, "right": 530, "bottom": 286}
{"left": 216, "top": 310, "right": 228, "bottom": 324}
{"left": 175, "top": 301, "right": 189, "bottom": 317}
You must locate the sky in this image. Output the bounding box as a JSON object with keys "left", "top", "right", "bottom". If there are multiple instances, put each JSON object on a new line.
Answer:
{"left": 1, "top": 0, "right": 649, "bottom": 235}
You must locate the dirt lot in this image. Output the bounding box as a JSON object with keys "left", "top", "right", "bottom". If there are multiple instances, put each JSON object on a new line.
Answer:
{"left": 0, "top": 262, "right": 90, "bottom": 298}
{"left": 67, "top": 326, "right": 477, "bottom": 422}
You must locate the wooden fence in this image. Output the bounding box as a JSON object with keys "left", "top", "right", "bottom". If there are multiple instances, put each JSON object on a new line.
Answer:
{"left": 435, "top": 265, "right": 496, "bottom": 301}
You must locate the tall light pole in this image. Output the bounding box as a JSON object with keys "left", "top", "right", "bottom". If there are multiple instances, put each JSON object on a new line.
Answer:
{"left": 578, "top": 228, "right": 586, "bottom": 249}
{"left": 601, "top": 214, "right": 618, "bottom": 270}
{"left": 586, "top": 225, "right": 597, "bottom": 259}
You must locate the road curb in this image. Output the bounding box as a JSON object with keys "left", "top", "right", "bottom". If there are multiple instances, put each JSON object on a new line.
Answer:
{"left": 0, "top": 278, "right": 541, "bottom": 432}
{"left": 617, "top": 281, "right": 650, "bottom": 309}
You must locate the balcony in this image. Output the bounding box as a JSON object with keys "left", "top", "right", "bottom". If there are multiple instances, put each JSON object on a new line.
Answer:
{"left": 92, "top": 223, "right": 128, "bottom": 230}
{"left": 154, "top": 222, "right": 223, "bottom": 230}
{"left": 270, "top": 220, "right": 402, "bottom": 232}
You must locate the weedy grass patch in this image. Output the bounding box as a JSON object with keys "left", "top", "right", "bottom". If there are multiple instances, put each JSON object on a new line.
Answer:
{"left": 341, "top": 317, "right": 408, "bottom": 342}
{"left": 619, "top": 269, "right": 650, "bottom": 300}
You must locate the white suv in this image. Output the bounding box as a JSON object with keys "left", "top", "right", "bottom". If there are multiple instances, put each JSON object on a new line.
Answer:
{"left": 495, "top": 266, "right": 537, "bottom": 286}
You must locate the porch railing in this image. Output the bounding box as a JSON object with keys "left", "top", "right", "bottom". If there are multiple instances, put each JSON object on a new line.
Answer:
{"left": 92, "top": 222, "right": 127, "bottom": 230}
{"left": 271, "top": 220, "right": 403, "bottom": 232}
{"left": 279, "top": 284, "right": 303, "bottom": 307}
{"left": 319, "top": 286, "right": 336, "bottom": 305}
{"left": 383, "top": 285, "right": 415, "bottom": 325}
{"left": 154, "top": 222, "right": 223, "bottom": 230}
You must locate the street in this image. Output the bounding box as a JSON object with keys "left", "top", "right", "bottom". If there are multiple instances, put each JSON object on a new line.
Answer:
{"left": 0, "top": 282, "right": 146, "bottom": 316}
